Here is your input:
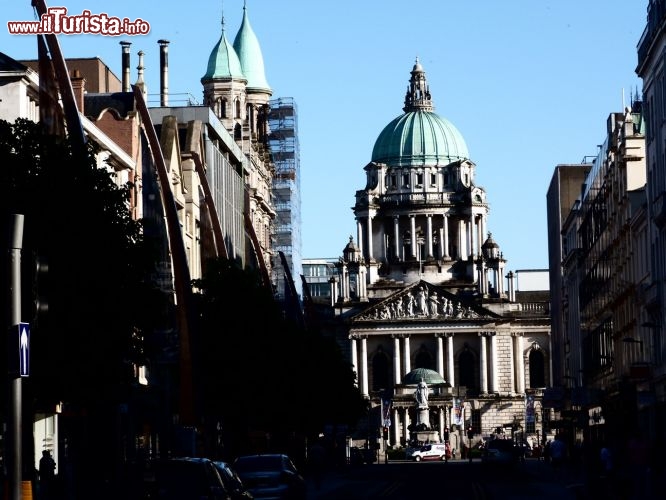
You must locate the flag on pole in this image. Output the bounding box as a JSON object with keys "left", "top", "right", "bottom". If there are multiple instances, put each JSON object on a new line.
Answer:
{"left": 452, "top": 397, "right": 464, "bottom": 426}
{"left": 381, "top": 399, "right": 392, "bottom": 427}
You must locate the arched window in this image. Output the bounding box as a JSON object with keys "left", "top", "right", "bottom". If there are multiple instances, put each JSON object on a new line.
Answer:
{"left": 372, "top": 349, "right": 390, "bottom": 392}
{"left": 414, "top": 346, "right": 434, "bottom": 371}
{"left": 235, "top": 98, "right": 241, "bottom": 119}
{"left": 234, "top": 123, "right": 242, "bottom": 141}
{"left": 459, "top": 347, "right": 475, "bottom": 391}
{"left": 529, "top": 348, "right": 546, "bottom": 388}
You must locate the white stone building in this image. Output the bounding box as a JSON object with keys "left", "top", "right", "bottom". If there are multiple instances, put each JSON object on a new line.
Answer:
{"left": 315, "top": 60, "right": 553, "bottom": 450}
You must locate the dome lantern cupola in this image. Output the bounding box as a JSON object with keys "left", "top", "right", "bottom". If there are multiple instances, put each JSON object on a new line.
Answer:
{"left": 403, "top": 57, "right": 433, "bottom": 113}
{"left": 371, "top": 59, "right": 469, "bottom": 167}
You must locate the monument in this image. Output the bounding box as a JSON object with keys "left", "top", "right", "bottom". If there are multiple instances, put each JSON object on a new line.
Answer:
{"left": 412, "top": 377, "right": 440, "bottom": 444}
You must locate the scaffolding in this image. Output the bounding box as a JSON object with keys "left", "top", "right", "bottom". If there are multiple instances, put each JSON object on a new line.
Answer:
{"left": 268, "top": 97, "right": 302, "bottom": 302}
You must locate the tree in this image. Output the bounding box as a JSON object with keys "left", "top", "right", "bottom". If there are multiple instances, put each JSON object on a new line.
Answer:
{"left": 192, "top": 257, "right": 368, "bottom": 458}
{"left": 0, "top": 117, "right": 149, "bottom": 416}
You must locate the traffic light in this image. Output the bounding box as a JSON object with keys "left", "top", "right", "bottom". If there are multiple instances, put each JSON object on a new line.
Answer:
{"left": 31, "top": 253, "right": 49, "bottom": 325}
{"left": 383, "top": 427, "right": 389, "bottom": 440}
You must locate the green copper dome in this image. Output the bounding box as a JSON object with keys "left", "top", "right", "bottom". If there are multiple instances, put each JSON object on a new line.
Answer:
{"left": 232, "top": 5, "right": 271, "bottom": 92}
{"left": 202, "top": 25, "right": 245, "bottom": 82}
{"left": 371, "top": 59, "right": 469, "bottom": 167}
{"left": 403, "top": 367, "right": 446, "bottom": 385}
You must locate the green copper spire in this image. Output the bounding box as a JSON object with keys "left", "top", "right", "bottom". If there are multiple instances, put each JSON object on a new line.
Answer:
{"left": 232, "top": 1, "right": 271, "bottom": 92}
{"left": 202, "top": 4, "right": 245, "bottom": 82}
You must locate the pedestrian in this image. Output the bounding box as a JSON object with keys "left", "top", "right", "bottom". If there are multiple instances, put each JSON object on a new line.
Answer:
{"left": 39, "top": 449, "right": 56, "bottom": 500}
{"left": 549, "top": 435, "right": 566, "bottom": 475}
{"left": 467, "top": 427, "right": 474, "bottom": 463}
{"left": 443, "top": 427, "right": 450, "bottom": 462}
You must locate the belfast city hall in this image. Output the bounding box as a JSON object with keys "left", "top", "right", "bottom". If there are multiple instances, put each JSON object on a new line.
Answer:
{"left": 314, "top": 59, "right": 552, "bottom": 454}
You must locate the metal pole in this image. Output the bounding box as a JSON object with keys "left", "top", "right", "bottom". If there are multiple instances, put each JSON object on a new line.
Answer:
{"left": 8, "top": 214, "right": 24, "bottom": 500}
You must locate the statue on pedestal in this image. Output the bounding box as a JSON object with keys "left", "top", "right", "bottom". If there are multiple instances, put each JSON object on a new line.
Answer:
{"left": 415, "top": 377, "right": 429, "bottom": 409}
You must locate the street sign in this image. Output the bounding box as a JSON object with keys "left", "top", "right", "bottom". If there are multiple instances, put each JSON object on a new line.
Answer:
{"left": 17, "top": 322, "right": 30, "bottom": 377}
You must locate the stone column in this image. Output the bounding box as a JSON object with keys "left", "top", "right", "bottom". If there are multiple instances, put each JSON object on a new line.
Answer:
{"left": 351, "top": 337, "right": 358, "bottom": 388}
{"left": 393, "top": 216, "right": 400, "bottom": 260}
{"left": 403, "top": 409, "right": 410, "bottom": 445}
{"left": 514, "top": 333, "right": 525, "bottom": 394}
{"left": 459, "top": 220, "right": 466, "bottom": 258}
{"left": 329, "top": 276, "right": 339, "bottom": 306}
{"left": 489, "top": 333, "right": 498, "bottom": 393}
{"left": 442, "top": 215, "right": 449, "bottom": 259}
{"left": 476, "top": 215, "right": 483, "bottom": 257}
{"left": 426, "top": 215, "right": 434, "bottom": 258}
{"left": 468, "top": 217, "right": 474, "bottom": 259}
{"left": 367, "top": 214, "right": 374, "bottom": 260}
{"left": 393, "top": 408, "right": 400, "bottom": 446}
{"left": 361, "top": 337, "right": 369, "bottom": 397}
{"left": 479, "top": 332, "right": 488, "bottom": 394}
{"left": 356, "top": 219, "right": 364, "bottom": 262}
{"left": 446, "top": 333, "right": 455, "bottom": 387}
{"left": 410, "top": 215, "right": 417, "bottom": 258}
{"left": 393, "top": 336, "right": 401, "bottom": 385}
{"left": 436, "top": 335, "right": 445, "bottom": 379}
{"left": 439, "top": 409, "right": 445, "bottom": 442}
{"left": 403, "top": 336, "right": 411, "bottom": 375}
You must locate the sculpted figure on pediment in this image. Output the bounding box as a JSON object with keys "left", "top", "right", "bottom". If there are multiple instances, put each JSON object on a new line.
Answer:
{"left": 406, "top": 291, "right": 416, "bottom": 317}
{"left": 417, "top": 286, "right": 428, "bottom": 316}
{"left": 428, "top": 292, "right": 440, "bottom": 317}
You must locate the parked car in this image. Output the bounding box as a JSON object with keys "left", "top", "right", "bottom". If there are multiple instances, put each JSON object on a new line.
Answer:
{"left": 152, "top": 457, "right": 232, "bottom": 500}
{"left": 411, "top": 443, "right": 449, "bottom": 462}
{"left": 349, "top": 446, "right": 377, "bottom": 465}
{"left": 213, "top": 461, "right": 255, "bottom": 500}
{"left": 514, "top": 441, "right": 533, "bottom": 460}
{"left": 233, "top": 454, "right": 306, "bottom": 500}
{"left": 481, "top": 439, "right": 519, "bottom": 466}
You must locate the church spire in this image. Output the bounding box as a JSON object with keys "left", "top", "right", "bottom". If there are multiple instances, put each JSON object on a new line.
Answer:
{"left": 403, "top": 57, "right": 433, "bottom": 113}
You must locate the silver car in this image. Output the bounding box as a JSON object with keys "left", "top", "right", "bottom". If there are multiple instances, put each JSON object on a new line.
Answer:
{"left": 233, "top": 454, "right": 306, "bottom": 500}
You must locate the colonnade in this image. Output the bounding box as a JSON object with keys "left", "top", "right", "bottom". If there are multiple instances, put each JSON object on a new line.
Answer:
{"left": 349, "top": 331, "right": 527, "bottom": 398}
{"left": 355, "top": 212, "right": 487, "bottom": 263}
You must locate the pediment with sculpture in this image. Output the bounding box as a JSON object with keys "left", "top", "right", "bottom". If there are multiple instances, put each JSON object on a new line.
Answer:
{"left": 353, "top": 281, "right": 499, "bottom": 322}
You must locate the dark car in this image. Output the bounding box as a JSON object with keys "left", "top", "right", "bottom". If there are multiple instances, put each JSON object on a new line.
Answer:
{"left": 233, "top": 454, "right": 306, "bottom": 500}
{"left": 350, "top": 447, "right": 377, "bottom": 465}
{"left": 152, "top": 457, "right": 232, "bottom": 500}
{"left": 213, "top": 461, "right": 255, "bottom": 500}
{"left": 481, "top": 439, "right": 519, "bottom": 466}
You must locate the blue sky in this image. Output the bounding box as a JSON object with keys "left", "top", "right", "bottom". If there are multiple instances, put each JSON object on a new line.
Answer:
{"left": 2, "top": 1, "right": 647, "bottom": 273}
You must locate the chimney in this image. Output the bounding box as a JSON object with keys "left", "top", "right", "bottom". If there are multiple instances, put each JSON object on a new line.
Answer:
{"left": 135, "top": 50, "right": 147, "bottom": 100}
{"left": 120, "top": 41, "right": 131, "bottom": 92}
{"left": 158, "top": 39, "right": 169, "bottom": 107}
{"left": 70, "top": 69, "right": 86, "bottom": 112}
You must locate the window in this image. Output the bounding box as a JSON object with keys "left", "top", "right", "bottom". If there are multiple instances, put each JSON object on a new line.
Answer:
{"left": 403, "top": 173, "right": 410, "bottom": 187}
{"left": 372, "top": 350, "right": 390, "bottom": 392}
{"left": 529, "top": 349, "right": 545, "bottom": 388}
{"left": 414, "top": 347, "right": 434, "bottom": 370}
{"left": 416, "top": 173, "right": 424, "bottom": 186}
{"left": 459, "top": 348, "right": 475, "bottom": 391}
{"left": 430, "top": 173, "right": 437, "bottom": 186}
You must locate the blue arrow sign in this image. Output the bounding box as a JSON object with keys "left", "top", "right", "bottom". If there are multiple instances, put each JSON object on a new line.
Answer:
{"left": 18, "top": 322, "right": 30, "bottom": 377}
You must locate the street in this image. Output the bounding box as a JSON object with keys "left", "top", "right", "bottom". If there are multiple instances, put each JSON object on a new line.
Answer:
{"left": 307, "top": 458, "right": 587, "bottom": 500}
